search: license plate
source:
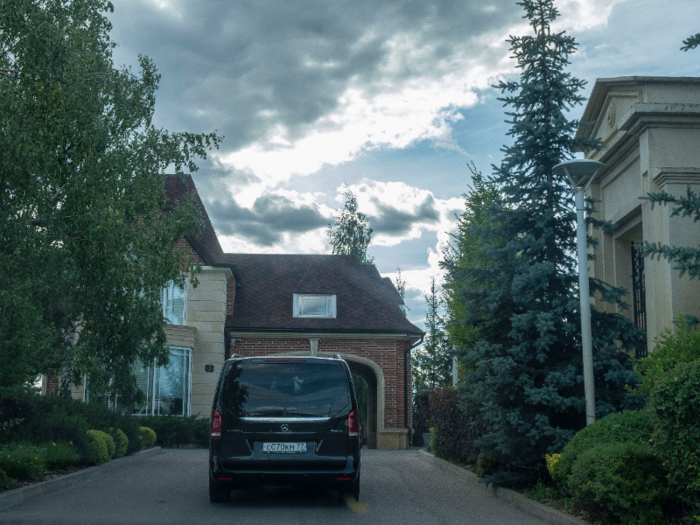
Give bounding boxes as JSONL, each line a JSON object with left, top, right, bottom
{"left": 262, "top": 442, "right": 307, "bottom": 453}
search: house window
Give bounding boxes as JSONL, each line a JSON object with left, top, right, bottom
{"left": 293, "top": 294, "right": 337, "bottom": 318}
{"left": 132, "top": 347, "right": 192, "bottom": 416}
{"left": 162, "top": 280, "right": 187, "bottom": 325}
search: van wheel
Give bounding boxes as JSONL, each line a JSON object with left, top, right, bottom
{"left": 209, "top": 478, "right": 230, "bottom": 503}
{"left": 339, "top": 474, "right": 360, "bottom": 502}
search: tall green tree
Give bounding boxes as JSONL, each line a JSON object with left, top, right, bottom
{"left": 412, "top": 279, "right": 452, "bottom": 391}
{"left": 327, "top": 187, "right": 374, "bottom": 265}
{"left": 394, "top": 266, "right": 409, "bottom": 316}
{"left": 0, "top": 0, "right": 220, "bottom": 399}
{"left": 442, "top": 163, "right": 501, "bottom": 351}
{"left": 451, "top": 0, "right": 643, "bottom": 487}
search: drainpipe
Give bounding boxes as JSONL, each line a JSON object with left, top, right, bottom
{"left": 404, "top": 334, "right": 424, "bottom": 447}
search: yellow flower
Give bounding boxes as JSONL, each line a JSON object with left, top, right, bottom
{"left": 34, "top": 457, "right": 37, "bottom": 460}
{"left": 52, "top": 443, "right": 56, "bottom": 446}
{"left": 70, "top": 442, "right": 73, "bottom": 445}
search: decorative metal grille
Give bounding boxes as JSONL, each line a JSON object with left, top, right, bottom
{"left": 631, "top": 242, "right": 648, "bottom": 358}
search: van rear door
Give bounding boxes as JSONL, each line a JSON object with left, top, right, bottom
{"left": 216, "top": 358, "right": 354, "bottom": 469}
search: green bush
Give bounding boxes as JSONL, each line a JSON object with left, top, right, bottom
{"left": 140, "top": 426, "right": 157, "bottom": 447}
{"left": 650, "top": 360, "right": 700, "bottom": 504}
{"left": 633, "top": 315, "right": 700, "bottom": 397}
{"left": 0, "top": 444, "right": 46, "bottom": 480}
{"left": 0, "top": 467, "right": 11, "bottom": 489}
{"left": 556, "top": 409, "right": 655, "bottom": 486}
{"left": 476, "top": 450, "right": 504, "bottom": 479}
{"left": 85, "top": 430, "right": 112, "bottom": 466}
{"left": 0, "top": 387, "right": 144, "bottom": 455}
{"left": 138, "top": 416, "right": 208, "bottom": 447}
{"left": 427, "top": 388, "right": 485, "bottom": 464}
{"left": 108, "top": 428, "right": 128, "bottom": 458}
{"left": 42, "top": 441, "right": 81, "bottom": 470}
{"left": 569, "top": 442, "right": 670, "bottom": 525}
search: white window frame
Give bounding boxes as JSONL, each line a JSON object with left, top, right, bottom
{"left": 162, "top": 279, "right": 188, "bottom": 325}
{"left": 293, "top": 293, "right": 337, "bottom": 318}
{"left": 133, "top": 347, "right": 193, "bottom": 417}
{"left": 83, "top": 347, "right": 193, "bottom": 417}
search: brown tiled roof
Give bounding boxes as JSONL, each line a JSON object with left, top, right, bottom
{"left": 164, "top": 175, "right": 224, "bottom": 266}
{"left": 222, "top": 253, "right": 423, "bottom": 336}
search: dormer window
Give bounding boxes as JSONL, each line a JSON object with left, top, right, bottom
{"left": 293, "top": 294, "right": 336, "bottom": 318}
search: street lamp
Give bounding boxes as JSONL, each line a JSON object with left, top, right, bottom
{"left": 553, "top": 159, "right": 605, "bottom": 426}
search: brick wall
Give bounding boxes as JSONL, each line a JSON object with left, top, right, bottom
{"left": 175, "top": 237, "right": 204, "bottom": 271}
{"left": 233, "top": 337, "right": 413, "bottom": 429}
{"left": 226, "top": 276, "right": 236, "bottom": 316}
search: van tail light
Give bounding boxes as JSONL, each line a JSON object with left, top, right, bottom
{"left": 211, "top": 409, "right": 222, "bottom": 439}
{"left": 348, "top": 409, "right": 359, "bottom": 438}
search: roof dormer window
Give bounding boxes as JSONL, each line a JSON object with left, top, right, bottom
{"left": 293, "top": 294, "right": 336, "bottom": 318}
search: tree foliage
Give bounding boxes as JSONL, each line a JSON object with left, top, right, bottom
{"left": 327, "top": 187, "right": 374, "bottom": 265}
{"left": 446, "top": 0, "right": 643, "bottom": 487}
{"left": 640, "top": 188, "right": 700, "bottom": 326}
{"left": 442, "top": 163, "right": 501, "bottom": 351}
{"left": 412, "top": 279, "right": 452, "bottom": 391}
{"left": 394, "top": 266, "right": 409, "bottom": 316}
{"left": 681, "top": 33, "right": 700, "bottom": 52}
{"left": 0, "top": 0, "right": 220, "bottom": 399}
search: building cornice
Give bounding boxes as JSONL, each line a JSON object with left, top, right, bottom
{"left": 652, "top": 167, "right": 700, "bottom": 188}
{"left": 228, "top": 330, "right": 421, "bottom": 341}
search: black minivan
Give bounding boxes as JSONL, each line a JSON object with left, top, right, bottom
{"left": 208, "top": 355, "right": 361, "bottom": 503}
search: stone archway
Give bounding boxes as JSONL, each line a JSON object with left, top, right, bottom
{"left": 265, "top": 349, "right": 386, "bottom": 449}
{"left": 340, "top": 354, "right": 384, "bottom": 450}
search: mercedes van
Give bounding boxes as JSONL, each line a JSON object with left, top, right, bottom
{"left": 208, "top": 355, "right": 361, "bottom": 502}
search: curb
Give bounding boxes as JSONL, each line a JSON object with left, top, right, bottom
{"left": 418, "top": 450, "right": 588, "bottom": 525}
{"left": 0, "top": 447, "right": 164, "bottom": 512}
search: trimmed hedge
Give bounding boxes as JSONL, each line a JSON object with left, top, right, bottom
{"left": 569, "top": 442, "right": 670, "bottom": 525}
{"left": 412, "top": 390, "right": 432, "bottom": 447}
{"left": 85, "top": 430, "right": 114, "bottom": 465}
{"left": 108, "top": 428, "right": 129, "bottom": 458}
{"left": 428, "top": 388, "right": 485, "bottom": 464}
{"left": 138, "top": 416, "right": 208, "bottom": 447}
{"left": 555, "top": 409, "right": 655, "bottom": 486}
{"left": 0, "top": 386, "right": 142, "bottom": 457}
{"left": 140, "top": 426, "right": 157, "bottom": 447}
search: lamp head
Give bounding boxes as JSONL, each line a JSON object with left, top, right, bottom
{"left": 553, "top": 159, "right": 605, "bottom": 189}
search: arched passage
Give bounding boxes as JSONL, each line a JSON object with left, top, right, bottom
{"left": 266, "top": 349, "right": 386, "bottom": 449}
{"left": 343, "top": 357, "right": 383, "bottom": 449}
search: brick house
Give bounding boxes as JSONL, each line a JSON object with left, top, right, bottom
{"left": 222, "top": 253, "right": 424, "bottom": 450}
{"left": 57, "top": 175, "right": 423, "bottom": 450}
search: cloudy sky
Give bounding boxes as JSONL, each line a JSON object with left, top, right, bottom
{"left": 108, "top": 0, "right": 700, "bottom": 328}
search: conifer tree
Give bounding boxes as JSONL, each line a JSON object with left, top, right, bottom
{"left": 327, "top": 187, "right": 374, "bottom": 265}
{"left": 412, "top": 279, "right": 452, "bottom": 390}
{"left": 452, "top": 0, "right": 643, "bottom": 487}
{"left": 394, "top": 266, "right": 409, "bottom": 316}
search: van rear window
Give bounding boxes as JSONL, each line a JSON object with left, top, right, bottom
{"left": 220, "top": 361, "right": 351, "bottom": 418}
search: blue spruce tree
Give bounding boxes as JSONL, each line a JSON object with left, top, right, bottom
{"left": 450, "top": 0, "right": 644, "bottom": 487}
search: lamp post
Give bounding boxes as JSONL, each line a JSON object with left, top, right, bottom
{"left": 553, "top": 159, "right": 604, "bottom": 426}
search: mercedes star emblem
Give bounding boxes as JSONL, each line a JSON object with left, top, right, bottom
{"left": 281, "top": 424, "right": 289, "bottom": 432}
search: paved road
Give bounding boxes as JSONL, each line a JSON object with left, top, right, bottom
{"left": 1, "top": 448, "right": 548, "bottom": 524}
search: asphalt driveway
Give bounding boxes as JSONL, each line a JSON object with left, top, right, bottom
{"left": 1, "top": 448, "right": 550, "bottom": 524}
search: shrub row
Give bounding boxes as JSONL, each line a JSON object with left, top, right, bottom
{"left": 545, "top": 319, "right": 700, "bottom": 524}
{"left": 425, "top": 388, "right": 486, "bottom": 465}
{"left": 138, "top": 415, "right": 208, "bottom": 448}
{"left": 0, "top": 386, "right": 160, "bottom": 487}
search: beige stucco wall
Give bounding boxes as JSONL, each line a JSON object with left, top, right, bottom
{"left": 163, "top": 266, "right": 232, "bottom": 417}
{"left": 582, "top": 77, "right": 700, "bottom": 352}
